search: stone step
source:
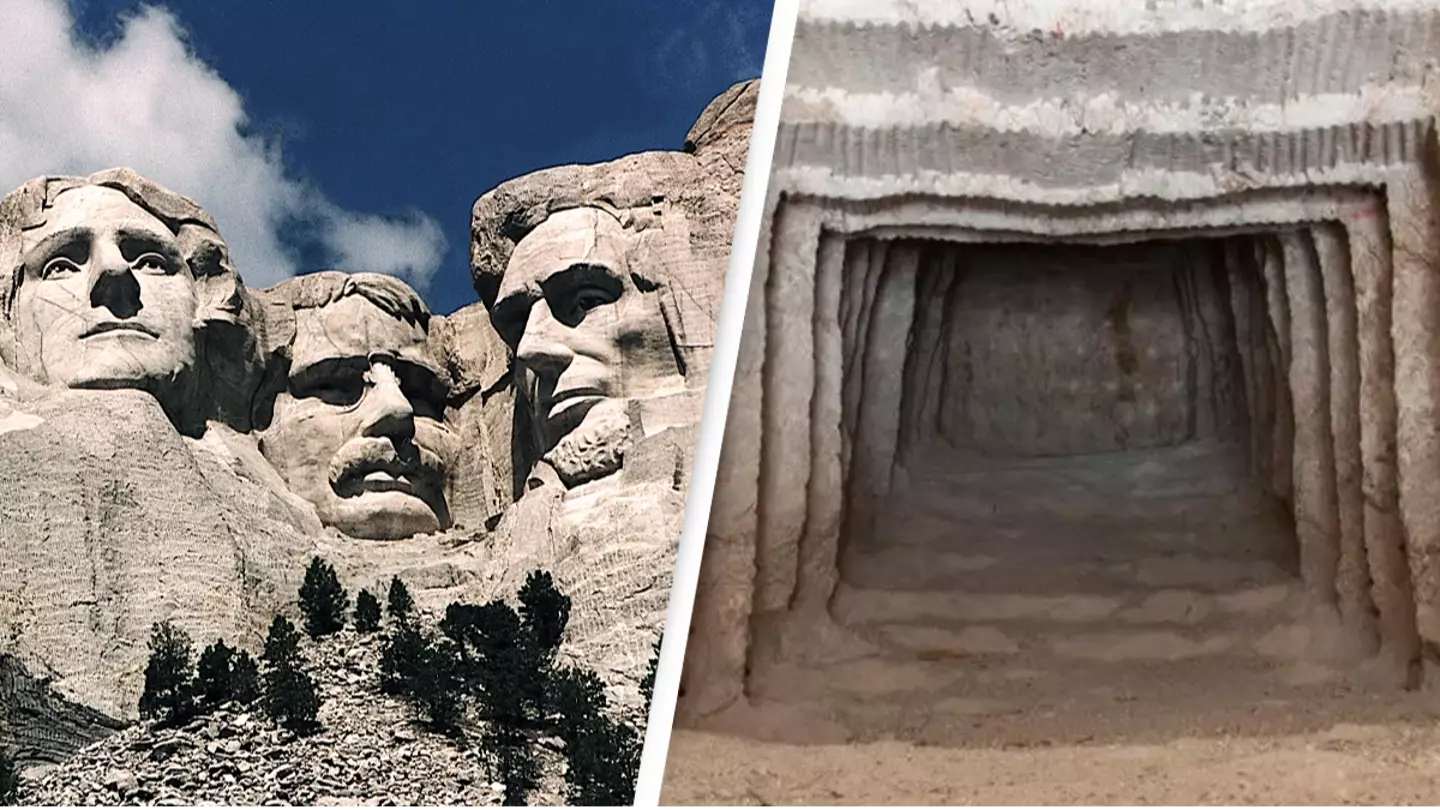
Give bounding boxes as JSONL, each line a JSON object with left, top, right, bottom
{"left": 833, "top": 580, "right": 1302, "bottom": 634}
{"left": 805, "top": 654, "right": 1365, "bottom": 749}
{"left": 900, "top": 438, "right": 1253, "bottom": 495}
{"left": 839, "top": 545, "right": 1298, "bottom": 593}
{"left": 877, "top": 441, "right": 1294, "bottom": 554}
{"left": 858, "top": 618, "right": 1318, "bottom": 663}
{"left": 753, "top": 644, "right": 1361, "bottom": 749}
{"left": 871, "top": 488, "right": 1293, "bottom": 551}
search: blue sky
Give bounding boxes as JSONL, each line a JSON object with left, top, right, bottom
{"left": 4, "top": 0, "right": 772, "bottom": 315}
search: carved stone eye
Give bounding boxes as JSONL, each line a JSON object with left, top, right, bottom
{"left": 131, "top": 253, "right": 169, "bottom": 275}
{"left": 571, "top": 285, "right": 616, "bottom": 315}
{"left": 40, "top": 257, "right": 82, "bottom": 280}
{"left": 296, "top": 374, "right": 365, "bottom": 407}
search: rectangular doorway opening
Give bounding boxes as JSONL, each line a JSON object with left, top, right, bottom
{"left": 820, "top": 234, "right": 1335, "bottom": 747}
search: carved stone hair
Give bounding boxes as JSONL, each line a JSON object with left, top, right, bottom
{"left": 284, "top": 269, "right": 429, "bottom": 327}
{"left": 249, "top": 269, "right": 435, "bottom": 430}
{"left": 468, "top": 155, "right": 692, "bottom": 310}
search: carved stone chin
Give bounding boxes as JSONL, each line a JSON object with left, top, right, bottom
{"left": 542, "top": 396, "right": 636, "bottom": 488}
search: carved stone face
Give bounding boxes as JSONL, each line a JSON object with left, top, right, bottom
{"left": 12, "top": 186, "right": 197, "bottom": 398}
{"left": 260, "top": 293, "right": 455, "bottom": 540}
{"left": 491, "top": 207, "right": 680, "bottom": 486}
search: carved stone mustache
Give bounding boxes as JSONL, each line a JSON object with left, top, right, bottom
{"left": 327, "top": 436, "right": 445, "bottom": 496}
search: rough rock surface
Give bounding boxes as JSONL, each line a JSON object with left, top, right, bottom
{"left": 0, "top": 375, "right": 316, "bottom": 734}
{"left": 22, "top": 628, "right": 581, "bottom": 806}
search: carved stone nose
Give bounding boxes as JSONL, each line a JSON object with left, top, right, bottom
{"left": 360, "top": 364, "right": 415, "bottom": 441}
{"left": 88, "top": 258, "right": 141, "bottom": 319}
{"left": 515, "top": 301, "right": 573, "bottom": 378}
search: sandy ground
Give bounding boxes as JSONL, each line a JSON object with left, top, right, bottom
{"left": 662, "top": 444, "right": 1440, "bottom": 805}
{"left": 660, "top": 722, "right": 1440, "bottom": 805}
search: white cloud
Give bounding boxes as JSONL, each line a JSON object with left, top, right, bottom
{"left": 0, "top": 0, "right": 448, "bottom": 291}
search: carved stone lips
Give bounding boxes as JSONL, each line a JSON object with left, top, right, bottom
{"left": 82, "top": 321, "right": 159, "bottom": 339}
{"left": 342, "top": 457, "right": 428, "bottom": 497}
{"left": 358, "top": 469, "right": 415, "bottom": 494}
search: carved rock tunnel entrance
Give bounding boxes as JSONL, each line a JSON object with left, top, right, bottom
{"left": 837, "top": 235, "right": 1302, "bottom": 636}
{"left": 681, "top": 187, "right": 1440, "bottom": 748}
{"left": 817, "top": 232, "right": 1361, "bottom": 746}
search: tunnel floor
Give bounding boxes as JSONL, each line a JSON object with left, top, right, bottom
{"left": 741, "top": 441, "right": 1440, "bottom": 753}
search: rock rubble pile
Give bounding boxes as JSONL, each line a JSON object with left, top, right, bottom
{"left": 24, "top": 628, "right": 568, "bottom": 806}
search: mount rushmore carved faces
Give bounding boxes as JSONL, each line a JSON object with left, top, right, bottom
{"left": 490, "top": 205, "right": 682, "bottom": 488}
{"left": 257, "top": 272, "right": 457, "bottom": 540}
{"left": 0, "top": 172, "right": 245, "bottom": 432}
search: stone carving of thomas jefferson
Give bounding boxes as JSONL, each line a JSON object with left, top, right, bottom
{"left": 252, "top": 271, "right": 457, "bottom": 541}
{"left": 0, "top": 168, "right": 257, "bottom": 435}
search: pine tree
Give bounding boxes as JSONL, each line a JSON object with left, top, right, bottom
{"left": 387, "top": 576, "right": 414, "bottom": 622}
{"left": 138, "top": 620, "right": 195, "bottom": 724}
{"left": 265, "top": 665, "right": 321, "bottom": 732}
{"left": 298, "top": 557, "right": 349, "bottom": 638}
{"left": 550, "top": 665, "right": 640, "bottom": 806}
{"left": 378, "top": 617, "right": 463, "bottom": 731}
{"left": 516, "top": 571, "right": 570, "bottom": 721}
{"left": 261, "top": 615, "right": 321, "bottom": 732}
{"left": 640, "top": 634, "right": 662, "bottom": 707}
{"left": 379, "top": 620, "right": 428, "bottom": 695}
{"left": 194, "top": 639, "right": 235, "bottom": 706}
{"left": 444, "top": 599, "right": 540, "bottom": 804}
{"left": 354, "top": 589, "right": 382, "bottom": 633}
{"left": 231, "top": 651, "right": 261, "bottom": 705}
{"left": 263, "top": 615, "right": 301, "bottom": 665}
{"left": 518, "top": 570, "right": 571, "bottom": 658}
{"left": 565, "top": 717, "right": 641, "bottom": 806}
{"left": 413, "top": 637, "right": 464, "bottom": 732}
{"left": 439, "top": 602, "right": 475, "bottom": 659}
{"left": 549, "top": 665, "right": 607, "bottom": 742}
{"left": 0, "top": 747, "right": 18, "bottom": 806}
{"left": 496, "top": 739, "right": 540, "bottom": 807}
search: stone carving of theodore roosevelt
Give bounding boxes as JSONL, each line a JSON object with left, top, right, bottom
{"left": 253, "top": 271, "right": 457, "bottom": 541}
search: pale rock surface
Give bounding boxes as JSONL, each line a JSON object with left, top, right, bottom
{"left": 0, "top": 382, "right": 317, "bottom": 733}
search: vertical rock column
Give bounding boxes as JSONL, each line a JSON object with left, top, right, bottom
{"left": 754, "top": 202, "right": 823, "bottom": 616}
{"left": 1279, "top": 229, "right": 1341, "bottom": 611}
{"left": 1176, "top": 253, "right": 1217, "bottom": 439}
{"left": 680, "top": 190, "right": 779, "bottom": 720}
{"left": 897, "top": 247, "right": 959, "bottom": 458}
{"left": 1348, "top": 202, "right": 1420, "bottom": 683}
{"left": 1312, "top": 222, "right": 1377, "bottom": 651}
{"left": 1387, "top": 164, "right": 1440, "bottom": 648}
{"left": 840, "top": 241, "right": 887, "bottom": 478}
{"left": 793, "top": 233, "right": 849, "bottom": 612}
{"left": 1188, "top": 248, "right": 1244, "bottom": 440}
{"left": 1259, "top": 237, "right": 1295, "bottom": 503}
{"left": 1224, "top": 239, "right": 1271, "bottom": 483}
{"left": 844, "top": 244, "right": 920, "bottom": 548}
{"left": 934, "top": 264, "right": 971, "bottom": 449}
